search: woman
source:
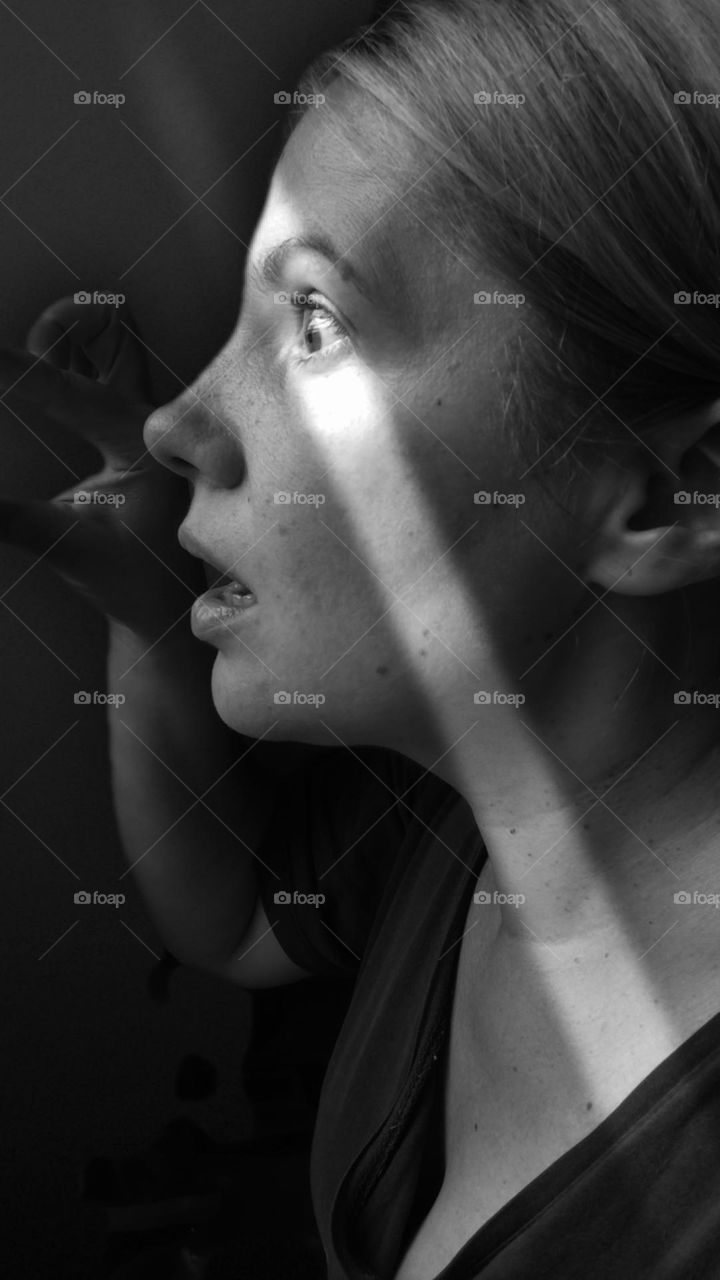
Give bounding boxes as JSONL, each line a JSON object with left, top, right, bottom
{"left": 2, "top": 0, "right": 720, "bottom": 1275}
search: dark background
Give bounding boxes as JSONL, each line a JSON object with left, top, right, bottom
{"left": 0, "top": 2, "right": 378, "bottom": 1275}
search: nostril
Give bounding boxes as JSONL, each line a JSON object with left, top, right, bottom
{"left": 142, "top": 397, "right": 245, "bottom": 490}
{"left": 148, "top": 451, "right": 194, "bottom": 479}
{"left": 142, "top": 409, "right": 192, "bottom": 477}
{"left": 169, "top": 455, "right": 194, "bottom": 476}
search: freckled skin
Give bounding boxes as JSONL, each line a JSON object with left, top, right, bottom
{"left": 144, "top": 104, "right": 578, "bottom": 761}
{"left": 143, "top": 79, "right": 720, "bottom": 994}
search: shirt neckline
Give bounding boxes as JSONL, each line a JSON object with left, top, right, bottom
{"left": 419, "top": 919, "right": 720, "bottom": 1275}
{"left": 334, "top": 814, "right": 720, "bottom": 1279}
{"left": 331, "top": 815, "right": 487, "bottom": 1274}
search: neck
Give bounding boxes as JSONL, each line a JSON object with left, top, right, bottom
{"left": 422, "top": 604, "right": 720, "bottom": 972}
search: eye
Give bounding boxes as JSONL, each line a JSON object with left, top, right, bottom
{"left": 291, "top": 292, "right": 351, "bottom": 363}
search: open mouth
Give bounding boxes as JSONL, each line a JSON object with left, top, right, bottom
{"left": 202, "top": 561, "right": 255, "bottom": 602}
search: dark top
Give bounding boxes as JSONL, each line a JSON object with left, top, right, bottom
{"left": 256, "top": 745, "right": 720, "bottom": 1279}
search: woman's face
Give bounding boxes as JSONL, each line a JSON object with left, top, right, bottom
{"left": 144, "top": 85, "right": 587, "bottom": 764}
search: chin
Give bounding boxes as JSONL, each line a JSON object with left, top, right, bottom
{"left": 209, "top": 659, "right": 331, "bottom": 745}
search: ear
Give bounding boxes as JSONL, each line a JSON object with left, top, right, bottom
{"left": 585, "top": 397, "right": 720, "bottom": 596}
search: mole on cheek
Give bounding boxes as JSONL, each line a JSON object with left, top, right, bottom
{"left": 375, "top": 665, "right": 389, "bottom": 676}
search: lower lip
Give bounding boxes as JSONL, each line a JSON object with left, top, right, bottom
{"left": 191, "top": 587, "right": 258, "bottom": 638}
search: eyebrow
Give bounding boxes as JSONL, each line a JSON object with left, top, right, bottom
{"left": 250, "top": 234, "right": 380, "bottom": 304}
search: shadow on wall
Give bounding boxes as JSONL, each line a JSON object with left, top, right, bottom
{"left": 0, "top": 2, "right": 374, "bottom": 1276}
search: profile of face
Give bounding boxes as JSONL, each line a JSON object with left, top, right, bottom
{"left": 142, "top": 81, "right": 685, "bottom": 776}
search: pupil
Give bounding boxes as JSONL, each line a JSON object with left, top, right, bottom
{"left": 306, "top": 315, "right": 321, "bottom": 354}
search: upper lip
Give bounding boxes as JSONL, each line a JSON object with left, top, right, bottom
{"left": 178, "top": 526, "right": 252, "bottom": 591}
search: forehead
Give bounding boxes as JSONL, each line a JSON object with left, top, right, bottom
{"left": 250, "top": 83, "right": 515, "bottom": 369}
{"left": 259, "top": 86, "right": 462, "bottom": 325}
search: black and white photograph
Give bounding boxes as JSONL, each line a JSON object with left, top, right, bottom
{"left": 2, "top": 1, "right": 720, "bottom": 1276}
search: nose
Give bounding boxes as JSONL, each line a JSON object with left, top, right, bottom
{"left": 143, "top": 361, "right": 245, "bottom": 488}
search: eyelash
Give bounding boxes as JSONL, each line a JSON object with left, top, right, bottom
{"left": 290, "top": 293, "right": 351, "bottom": 364}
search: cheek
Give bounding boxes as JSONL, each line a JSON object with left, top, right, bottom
{"left": 255, "top": 373, "right": 566, "bottom": 663}
{"left": 258, "top": 411, "right": 503, "bottom": 669}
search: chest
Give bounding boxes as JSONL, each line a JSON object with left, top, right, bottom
{"left": 392, "top": 1037, "right": 596, "bottom": 1280}
{"left": 392, "top": 989, "right": 594, "bottom": 1280}
{"left": 392, "top": 923, "right": 709, "bottom": 1280}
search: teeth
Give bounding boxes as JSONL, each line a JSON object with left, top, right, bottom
{"left": 220, "top": 582, "right": 256, "bottom": 607}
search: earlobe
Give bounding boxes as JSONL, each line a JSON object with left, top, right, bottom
{"left": 586, "top": 520, "right": 717, "bottom": 596}
{"left": 584, "top": 477, "right": 693, "bottom": 596}
{"left": 584, "top": 403, "right": 720, "bottom": 596}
